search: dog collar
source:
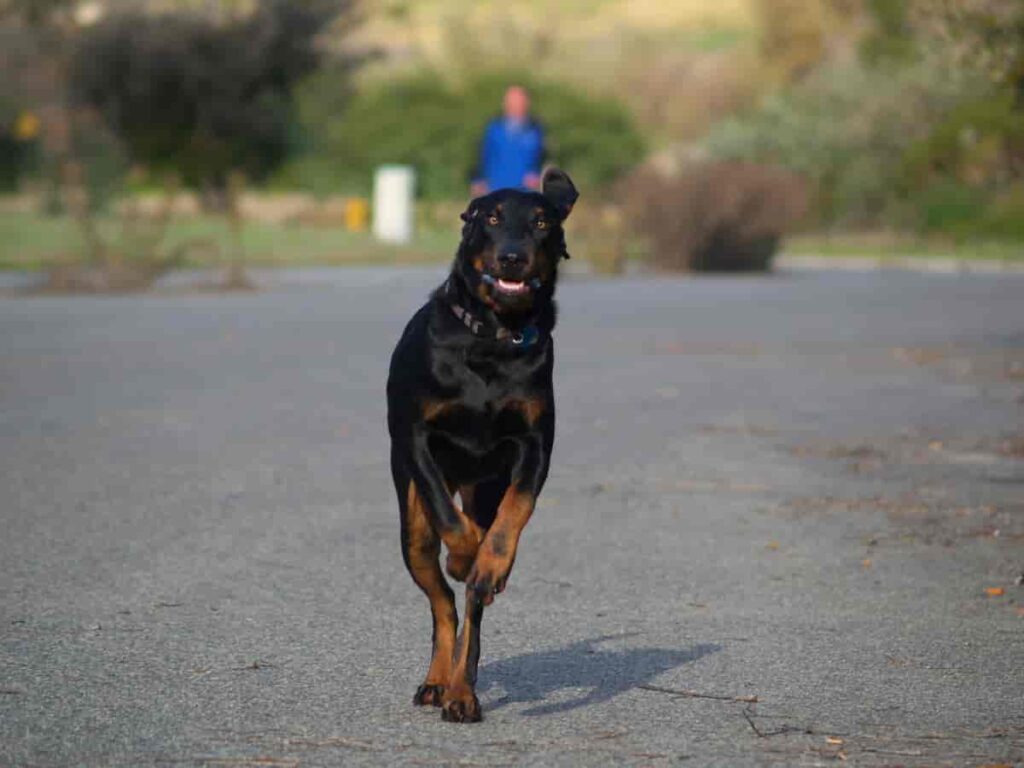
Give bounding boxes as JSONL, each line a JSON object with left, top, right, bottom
{"left": 449, "top": 303, "right": 540, "bottom": 348}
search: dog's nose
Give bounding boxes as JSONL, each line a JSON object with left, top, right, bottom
{"left": 498, "top": 251, "right": 525, "bottom": 268}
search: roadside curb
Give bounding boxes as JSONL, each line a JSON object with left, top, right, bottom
{"left": 777, "top": 253, "right": 1024, "bottom": 274}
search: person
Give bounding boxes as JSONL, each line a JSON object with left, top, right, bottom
{"left": 470, "top": 86, "right": 546, "bottom": 196}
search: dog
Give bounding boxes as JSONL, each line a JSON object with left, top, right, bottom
{"left": 387, "top": 168, "right": 579, "bottom": 723}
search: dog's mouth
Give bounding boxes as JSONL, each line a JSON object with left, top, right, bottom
{"left": 494, "top": 278, "right": 529, "bottom": 295}
{"left": 482, "top": 273, "right": 540, "bottom": 297}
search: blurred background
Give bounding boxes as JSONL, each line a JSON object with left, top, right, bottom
{"left": 0, "top": 0, "right": 1021, "bottom": 290}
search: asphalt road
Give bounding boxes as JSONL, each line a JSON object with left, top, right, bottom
{"left": 1, "top": 267, "right": 1022, "bottom": 767}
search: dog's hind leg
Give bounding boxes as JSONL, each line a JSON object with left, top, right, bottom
{"left": 395, "top": 451, "right": 458, "bottom": 707}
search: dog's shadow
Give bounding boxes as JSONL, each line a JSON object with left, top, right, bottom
{"left": 477, "top": 634, "right": 720, "bottom": 717}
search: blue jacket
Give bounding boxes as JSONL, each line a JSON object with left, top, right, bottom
{"left": 472, "top": 116, "right": 546, "bottom": 192}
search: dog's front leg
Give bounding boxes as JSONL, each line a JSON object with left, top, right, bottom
{"left": 442, "top": 436, "right": 547, "bottom": 723}
{"left": 406, "top": 429, "right": 483, "bottom": 563}
{"left": 466, "top": 434, "right": 547, "bottom": 606}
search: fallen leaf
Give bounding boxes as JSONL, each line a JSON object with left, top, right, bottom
{"left": 765, "top": 541, "right": 780, "bottom": 551}
{"left": 861, "top": 558, "right": 872, "bottom": 569}
{"left": 825, "top": 736, "right": 845, "bottom": 745}
{"left": 984, "top": 587, "right": 1004, "bottom": 597}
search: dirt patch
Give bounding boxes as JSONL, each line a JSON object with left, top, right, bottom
{"left": 784, "top": 495, "right": 930, "bottom": 519}
{"left": 789, "top": 442, "right": 888, "bottom": 461}
{"left": 38, "top": 262, "right": 176, "bottom": 294}
{"left": 995, "top": 435, "right": 1024, "bottom": 458}
{"left": 892, "top": 345, "right": 1024, "bottom": 384}
{"left": 651, "top": 341, "right": 762, "bottom": 356}
{"left": 699, "top": 423, "right": 779, "bottom": 437}
{"left": 782, "top": 495, "right": 1024, "bottom": 543}
{"left": 789, "top": 433, "right": 1024, "bottom": 474}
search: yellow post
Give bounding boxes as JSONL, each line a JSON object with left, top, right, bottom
{"left": 344, "top": 197, "right": 370, "bottom": 233}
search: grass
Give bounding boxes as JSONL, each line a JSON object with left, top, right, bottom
{"left": 0, "top": 212, "right": 455, "bottom": 271}
{"left": 786, "top": 233, "right": 1024, "bottom": 262}
{"left": 3, "top": 212, "right": 1022, "bottom": 273}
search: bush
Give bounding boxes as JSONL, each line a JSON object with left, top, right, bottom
{"left": 703, "top": 55, "right": 992, "bottom": 228}
{"left": 275, "top": 69, "right": 646, "bottom": 200}
{"left": 915, "top": 181, "right": 990, "bottom": 235}
{"left": 619, "top": 161, "right": 808, "bottom": 272}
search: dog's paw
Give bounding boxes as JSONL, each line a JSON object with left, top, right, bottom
{"left": 413, "top": 683, "right": 444, "bottom": 707}
{"left": 466, "top": 556, "right": 509, "bottom": 606}
{"left": 441, "top": 687, "right": 482, "bottom": 723}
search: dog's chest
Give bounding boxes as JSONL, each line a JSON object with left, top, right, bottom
{"left": 424, "top": 355, "right": 543, "bottom": 440}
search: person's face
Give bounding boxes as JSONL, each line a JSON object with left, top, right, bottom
{"left": 503, "top": 87, "right": 529, "bottom": 121}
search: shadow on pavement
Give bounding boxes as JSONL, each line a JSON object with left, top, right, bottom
{"left": 478, "top": 635, "right": 720, "bottom": 716}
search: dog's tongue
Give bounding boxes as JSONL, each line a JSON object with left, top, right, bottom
{"left": 496, "top": 279, "right": 527, "bottom": 294}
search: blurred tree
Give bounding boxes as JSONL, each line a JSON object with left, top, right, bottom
{"left": 69, "top": 0, "right": 354, "bottom": 197}
{"left": 0, "top": 0, "right": 75, "bottom": 26}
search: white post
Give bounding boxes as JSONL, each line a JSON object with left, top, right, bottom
{"left": 372, "top": 165, "right": 415, "bottom": 244}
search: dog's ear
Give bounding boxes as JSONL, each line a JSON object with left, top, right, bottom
{"left": 460, "top": 199, "right": 480, "bottom": 223}
{"left": 542, "top": 167, "right": 579, "bottom": 220}
{"left": 459, "top": 198, "right": 483, "bottom": 243}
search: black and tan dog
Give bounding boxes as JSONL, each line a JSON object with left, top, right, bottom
{"left": 387, "top": 168, "right": 579, "bottom": 723}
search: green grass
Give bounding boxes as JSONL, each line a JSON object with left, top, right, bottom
{"left": 0, "top": 212, "right": 455, "bottom": 270}
{"left": 3, "top": 212, "right": 1022, "bottom": 272}
{"left": 786, "top": 233, "right": 1024, "bottom": 262}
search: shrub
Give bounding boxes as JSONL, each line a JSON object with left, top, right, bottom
{"left": 276, "top": 69, "right": 646, "bottom": 200}
{"left": 703, "top": 55, "right": 992, "bottom": 228}
{"left": 973, "top": 184, "right": 1024, "bottom": 240}
{"left": 619, "top": 161, "right": 808, "bottom": 272}
{"left": 915, "top": 181, "right": 990, "bottom": 235}
{"left": 886, "top": 87, "right": 1024, "bottom": 238}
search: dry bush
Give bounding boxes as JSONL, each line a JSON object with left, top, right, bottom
{"left": 619, "top": 162, "right": 808, "bottom": 272}
{"left": 39, "top": 171, "right": 200, "bottom": 294}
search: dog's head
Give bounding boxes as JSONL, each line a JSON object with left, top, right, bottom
{"left": 455, "top": 168, "right": 578, "bottom": 316}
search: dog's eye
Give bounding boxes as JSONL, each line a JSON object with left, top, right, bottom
{"left": 487, "top": 214, "right": 499, "bottom": 226}
{"left": 535, "top": 220, "right": 548, "bottom": 230}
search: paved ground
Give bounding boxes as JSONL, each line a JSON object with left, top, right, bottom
{"left": 1, "top": 267, "right": 1022, "bottom": 767}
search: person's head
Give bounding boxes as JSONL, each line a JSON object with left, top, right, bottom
{"left": 503, "top": 85, "right": 530, "bottom": 122}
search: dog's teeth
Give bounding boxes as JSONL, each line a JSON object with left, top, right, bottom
{"left": 497, "top": 279, "right": 527, "bottom": 293}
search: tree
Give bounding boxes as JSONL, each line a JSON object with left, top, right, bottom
{"left": 69, "top": 0, "right": 352, "bottom": 195}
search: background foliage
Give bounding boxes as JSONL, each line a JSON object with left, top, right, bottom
{"left": 275, "top": 69, "right": 646, "bottom": 200}
{"left": 2, "top": 0, "right": 1024, "bottom": 278}
{"left": 702, "top": 0, "right": 1024, "bottom": 240}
